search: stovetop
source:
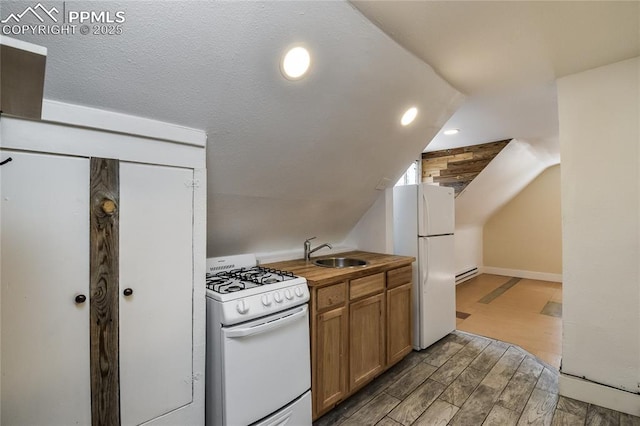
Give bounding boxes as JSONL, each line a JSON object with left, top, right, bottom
{"left": 206, "top": 266, "right": 297, "bottom": 294}
{"left": 205, "top": 254, "right": 309, "bottom": 307}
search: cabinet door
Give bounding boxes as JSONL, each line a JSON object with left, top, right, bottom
{"left": 119, "top": 162, "right": 194, "bottom": 426}
{"left": 1, "top": 150, "right": 91, "bottom": 425}
{"left": 387, "top": 283, "right": 413, "bottom": 366}
{"left": 349, "top": 293, "right": 385, "bottom": 391}
{"left": 315, "top": 306, "right": 348, "bottom": 415}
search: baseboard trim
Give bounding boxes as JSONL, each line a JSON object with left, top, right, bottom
{"left": 559, "top": 373, "right": 640, "bottom": 417}
{"left": 481, "top": 266, "right": 562, "bottom": 283}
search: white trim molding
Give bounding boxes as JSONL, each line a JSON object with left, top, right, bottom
{"left": 1, "top": 116, "right": 205, "bottom": 169}
{"left": 41, "top": 100, "right": 206, "bottom": 147}
{"left": 0, "top": 35, "right": 47, "bottom": 56}
{"left": 559, "top": 374, "right": 640, "bottom": 417}
{"left": 481, "top": 266, "right": 562, "bottom": 283}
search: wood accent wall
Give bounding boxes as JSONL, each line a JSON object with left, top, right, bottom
{"left": 90, "top": 158, "right": 121, "bottom": 426}
{"left": 422, "top": 140, "right": 510, "bottom": 196}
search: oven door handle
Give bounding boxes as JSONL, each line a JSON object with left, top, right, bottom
{"left": 225, "top": 305, "right": 308, "bottom": 338}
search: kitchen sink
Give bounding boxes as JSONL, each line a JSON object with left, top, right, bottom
{"left": 313, "top": 257, "right": 369, "bottom": 268}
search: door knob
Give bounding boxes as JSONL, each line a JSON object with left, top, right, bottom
{"left": 123, "top": 288, "right": 133, "bottom": 296}
{"left": 75, "top": 294, "right": 87, "bottom": 304}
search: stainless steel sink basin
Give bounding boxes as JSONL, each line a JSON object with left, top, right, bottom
{"left": 313, "top": 257, "right": 369, "bottom": 268}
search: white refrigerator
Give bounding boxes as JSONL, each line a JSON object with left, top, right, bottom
{"left": 393, "top": 184, "right": 456, "bottom": 350}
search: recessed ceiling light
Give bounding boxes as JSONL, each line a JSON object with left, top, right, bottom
{"left": 281, "top": 46, "right": 310, "bottom": 80}
{"left": 443, "top": 129, "right": 459, "bottom": 135}
{"left": 401, "top": 107, "right": 418, "bottom": 126}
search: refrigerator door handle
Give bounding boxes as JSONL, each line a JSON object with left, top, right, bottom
{"left": 419, "top": 237, "right": 429, "bottom": 288}
{"left": 418, "top": 185, "right": 427, "bottom": 236}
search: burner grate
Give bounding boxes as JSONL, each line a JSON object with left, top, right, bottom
{"left": 206, "top": 266, "right": 296, "bottom": 294}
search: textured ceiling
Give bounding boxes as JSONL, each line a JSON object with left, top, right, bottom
{"left": 7, "top": 1, "right": 636, "bottom": 255}
{"left": 3, "top": 1, "right": 462, "bottom": 256}
{"left": 349, "top": 0, "right": 637, "bottom": 232}
{"left": 351, "top": 0, "right": 640, "bottom": 152}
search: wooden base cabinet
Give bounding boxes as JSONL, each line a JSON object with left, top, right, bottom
{"left": 387, "top": 283, "right": 413, "bottom": 365}
{"left": 309, "top": 264, "right": 413, "bottom": 420}
{"left": 316, "top": 306, "right": 348, "bottom": 413}
{"left": 386, "top": 265, "right": 413, "bottom": 366}
{"left": 349, "top": 293, "right": 385, "bottom": 391}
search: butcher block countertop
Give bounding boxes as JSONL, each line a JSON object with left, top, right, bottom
{"left": 263, "top": 251, "right": 415, "bottom": 287}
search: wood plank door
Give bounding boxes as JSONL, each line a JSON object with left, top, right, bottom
{"left": 315, "top": 306, "right": 348, "bottom": 415}
{"left": 0, "top": 150, "right": 91, "bottom": 425}
{"left": 119, "top": 162, "right": 194, "bottom": 425}
{"left": 387, "top": 283, "right": 413, "bottom": 365}
{"left": 349, "top": 293, "right": 385, "bottom": 392}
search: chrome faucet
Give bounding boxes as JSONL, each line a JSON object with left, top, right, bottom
{"left": 304, "top": 237, "right": 333, "bottom": 261}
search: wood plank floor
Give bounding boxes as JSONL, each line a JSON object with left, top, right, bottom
{"left": 314, "top": 331, "right": 640, "bottom": 426}
{"left": 456, "top": 274, "right": 562, "bottom": 368}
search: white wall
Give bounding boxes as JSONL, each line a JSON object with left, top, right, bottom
{"left": 454, "top": 225, "right": 483, "bottom": 277}
{"left": 255, "top": 188, "right": 394, "bottom": 263}
{"left": 345, "top": 187, "right": 483, "bottom": 280}
{"left": 483, "top": 165, "right": 562, "bottom": 276}
{"left": 558, "top": 57, "right": 640, "bottom": 414}
{"left": 455, "top": 137, "right": 560, "bottom": 228}
{"left": 343, "top": 188, "right": 394, "bottom": 254}
{"left": 451, "top": 137, "right": 559, "bottom": 283}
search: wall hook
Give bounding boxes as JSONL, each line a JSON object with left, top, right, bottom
{"left": 0, "top": 157, "right": 13, "bottom": 166}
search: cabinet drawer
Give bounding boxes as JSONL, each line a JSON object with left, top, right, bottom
{"left": 349, "top": 273, "right": 385, "bottom": 300}
{"left": 387, "top": 265, "right": 412, "bottom": 289}
{"left": 317, "top": 282, "right": 347, "bottom": 311}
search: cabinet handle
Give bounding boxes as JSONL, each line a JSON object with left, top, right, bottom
{"left": 123, "top": 288, "right": 133, "bottom": 296}
{"left": 0, "top": 157, "right": 12, "bottom": 166}
{"left": 75, "top": 294, "right": 87, "bottom": 304}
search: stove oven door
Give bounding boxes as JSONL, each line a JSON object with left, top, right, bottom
{"left": 221, "top": 304, "right": 311, "bottom": 425}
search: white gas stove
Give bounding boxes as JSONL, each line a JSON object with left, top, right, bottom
{"left": 205, "top": 253, "right": 309, "bottom": 325}
{"left": 205, "top": 254, "right": 312, "bottom": 426}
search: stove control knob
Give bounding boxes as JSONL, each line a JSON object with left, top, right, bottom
{"left": 285, "top": 289, "right": 293, "bottom": 300}
{"left": 236, "top": 300, "right": 249, "bottom": 315}
{"left": 261, "top": 295, "right": 272, "bottom": 307}
{"left": 295, "top": 287, "right": 304, "bottom": 297}
{"left": 274, "top": 292, "right": 283, "bottom": 303}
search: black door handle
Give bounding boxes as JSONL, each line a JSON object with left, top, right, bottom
{"left": 0, "top": 157, "right": 12, "bottom": 166}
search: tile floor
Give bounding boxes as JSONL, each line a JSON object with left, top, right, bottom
{"left": 456, "top": 274, "right": 562, "bottom": 368}
{"left": 314, "top": 331, "right": 640, "bottom": 426}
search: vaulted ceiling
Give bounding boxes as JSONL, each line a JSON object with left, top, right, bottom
{"left": 351, "top": 1, "right": 639, "bottom": 231}
{"left": 422, "top": 140, "right": 510, "bottom": 195}
{"left": 352, "top": 0, "right": 639, "bottom": 152}
{"left": 2, "top": 1, "right": 462, "bottom": 256}
{"left": 3, "top": 1, "right": 639, "bottom": 256}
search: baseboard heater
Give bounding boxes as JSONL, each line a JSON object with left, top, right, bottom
{"left": 456, "top": 267, "right": 479, "bottom": 283}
